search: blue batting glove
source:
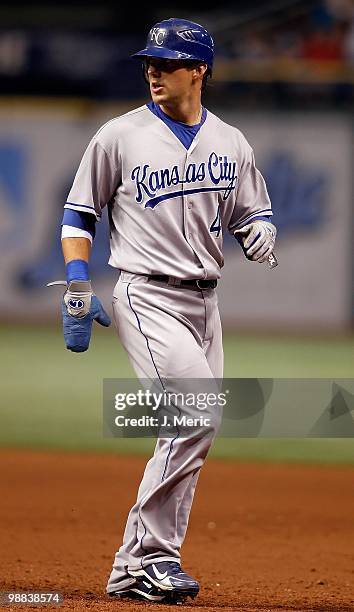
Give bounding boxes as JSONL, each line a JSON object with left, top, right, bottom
{"left": 62, "top": 280, "right": 111, "bottom": 352}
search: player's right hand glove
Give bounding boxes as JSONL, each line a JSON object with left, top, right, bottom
{"left": 61, "top": 280, "right": 111, "bottom": 352}
{"left": 234, "top": 220, "right": 277, "bottom": 263}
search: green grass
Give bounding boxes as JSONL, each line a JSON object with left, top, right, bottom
{"left": 223, "top": 333, "right": 354, "bottom": 378}
{"left": 0, "top": 325, "right": 353, "bottom": 463}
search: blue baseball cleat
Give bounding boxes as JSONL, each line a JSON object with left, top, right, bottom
{"left": 129, "top": 561, "right": 200, "bottom": 600}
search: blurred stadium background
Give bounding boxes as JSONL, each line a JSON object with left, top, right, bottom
{"left": 1, "top": 0, "right": 353, "bottom": 463}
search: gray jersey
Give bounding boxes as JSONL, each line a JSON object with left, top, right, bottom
{"left": 65, "top": 105, "right": 272, "bottom": 279}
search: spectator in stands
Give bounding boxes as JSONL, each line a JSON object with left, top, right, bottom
{"left": 301, "top": 23, "right": 345, "bottom": 62}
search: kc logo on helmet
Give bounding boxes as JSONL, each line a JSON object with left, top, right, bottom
{"left": 150, "top": 28, "right": 166, "bottom": 46}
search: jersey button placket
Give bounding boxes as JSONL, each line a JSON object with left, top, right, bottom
{"left": 183, "top": 148, "right": 206, "bottom": 277}
{"left": 182, "top": 153, "right": 191, "bottom": 245}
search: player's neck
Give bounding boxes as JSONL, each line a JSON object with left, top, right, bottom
{"left": 158, "top": 99, "right": 203, "bottom": 126}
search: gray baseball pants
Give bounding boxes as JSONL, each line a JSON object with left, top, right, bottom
{"left": 106, "top": 272, "right": 223, "bottom": 593}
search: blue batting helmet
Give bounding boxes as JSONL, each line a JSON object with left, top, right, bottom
{"left": 132, "top": 18, "right": 214, "bottom": 73}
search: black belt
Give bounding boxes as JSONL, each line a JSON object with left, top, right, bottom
{"left": 148, "top": 275, "right": 217, "bottom": 290}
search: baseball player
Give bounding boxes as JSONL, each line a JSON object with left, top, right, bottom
{"left": 57, "top": 18, "right": 276, "bottom": 604}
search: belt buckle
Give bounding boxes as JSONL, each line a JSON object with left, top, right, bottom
{"left": 196, "top": 279, "right": 208, "bottom": 289}
{"left": 196, "top": 279, "right": 217, "bottom": 290}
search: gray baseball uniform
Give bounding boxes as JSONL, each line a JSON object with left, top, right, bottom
{"left": 65, "top": 104, "right": 272, "bottom": 593}
{"left": 65, "top": 105, "right": 272, "bottom": 277}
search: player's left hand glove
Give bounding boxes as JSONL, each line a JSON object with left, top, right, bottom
{"left": 234, "top": 220, "right": 277, "bottom": 263}
{"left": 48, "top": 279, "right": 111, "bottom": 352}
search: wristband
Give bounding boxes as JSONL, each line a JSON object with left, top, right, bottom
{"left": 66, "top": 259, "right": 89, "bottom": 283}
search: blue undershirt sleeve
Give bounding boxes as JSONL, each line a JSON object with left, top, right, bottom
{"left": 62, "top": 209, "right": 96, "bottom": 238}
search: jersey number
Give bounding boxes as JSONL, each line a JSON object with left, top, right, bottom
{"left": 210, "top": 206, "right": 221, "bottom": 237}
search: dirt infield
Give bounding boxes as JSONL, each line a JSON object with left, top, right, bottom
{"left": 1, "top": 450, "right": 354, "bottom": 612}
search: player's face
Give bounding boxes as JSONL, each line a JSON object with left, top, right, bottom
{"left": 145, "top": 58, "right": 204, "bottom": 105}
